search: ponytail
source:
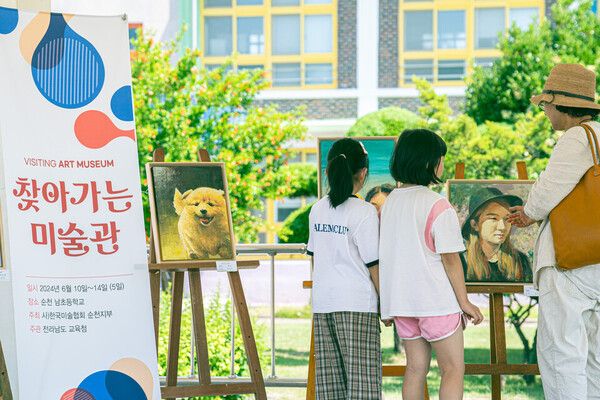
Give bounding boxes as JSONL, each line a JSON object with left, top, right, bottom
{"left": 325, "top": 138, "right": 369, "bottom": 208}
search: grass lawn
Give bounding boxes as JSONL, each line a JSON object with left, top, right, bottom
{"left": 264, "top": 317, "right": 543, "bottom": 400}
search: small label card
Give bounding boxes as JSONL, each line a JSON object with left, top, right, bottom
{"left": 0, "top": 270, "right": 9, "bottom": 281}
{"left": 216, "top": 261, "right": 238, "bottom": 272}
{"left": 523, "top": 285, "right": 539, "bottom": 297}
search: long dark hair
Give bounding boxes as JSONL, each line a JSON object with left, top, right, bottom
{"left": 326, "top": 138, "right": 369, "bottom": 208}
{"left": 389, "top": 129, "right": 447, "bottom": 186}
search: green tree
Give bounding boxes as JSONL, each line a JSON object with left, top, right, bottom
{"left": 131, "top": 31, "right": 307, "bottom": 242}
{"left": 346, "top": 106, "right": 419, "bottom": 137}
{"left": 465, "top": 0, "right": 600, "bottom": 124}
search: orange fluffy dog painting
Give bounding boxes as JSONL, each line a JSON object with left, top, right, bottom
{"left": 173, "top": 187, "right": 233, "bottom": 259}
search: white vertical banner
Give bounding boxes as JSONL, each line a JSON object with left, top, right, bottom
{"left": 0, "top": 7, "right": 161, "bottom": 400}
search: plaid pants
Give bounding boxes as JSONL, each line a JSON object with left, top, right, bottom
{"left": 314, "top": 312, "right": 382, "bottom": 400}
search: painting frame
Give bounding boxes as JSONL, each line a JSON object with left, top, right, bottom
{"left": 447, "top": 179, "right": 537, "bottom": 286}
{"left": 146, "top": 162, "right": 236, "bottom": 264}
{"left": 317, "top": 136, "right": 398, "bottom": 200}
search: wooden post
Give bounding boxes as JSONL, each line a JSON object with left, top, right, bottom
{"left": 149, "top": 148, "right": 266, "bottom": 399}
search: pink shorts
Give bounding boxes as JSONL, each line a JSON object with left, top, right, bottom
{"left": 393, "top": 312, "right": 467, "bottom": 342}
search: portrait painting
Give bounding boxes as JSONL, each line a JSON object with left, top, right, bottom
{"left": 318, "top": 137, "right": 397, "bottom": 211}
{"left": 447, "top": 180, "right": 538, "bottom": 285}
{"left": 146, "top": 162, "right": 236, "bottom": 263}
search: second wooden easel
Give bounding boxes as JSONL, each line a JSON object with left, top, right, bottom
{"left": 148, "top": 148, "right": 267, "bottom": 399}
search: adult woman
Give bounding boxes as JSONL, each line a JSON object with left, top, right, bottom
{"left": 461, "top": 187, "right": 532, "bottom": 282}
{"left": 508, "top": 63, "right": 600, "bottom": 399}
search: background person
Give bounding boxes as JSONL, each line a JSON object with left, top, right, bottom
{"left": 307, "top": 137, "right": 383, "bottom": 400}
{"left": 379, "top": 129, "right": 483, "bottom": 400}
{"left": 508, "top": 63, "right": 600, "bottom": 399}
{"left": 461, "top": 187, "right": 532, "bottom": 282}
{"left": 364, "top": 183, "right": 395, "bottom": 214}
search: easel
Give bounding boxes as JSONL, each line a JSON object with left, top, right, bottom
{"left": 148, "top": 148, "right": 267, "bottom": 399}
{"left": 0, "top": 339, "right": 12, "bottom": 400}
{"left": 456, "top": 161, "right": 540, "bottom": 399}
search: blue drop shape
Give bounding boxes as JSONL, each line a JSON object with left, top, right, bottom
{"left": 111, "top": 85, "right": 134, "bottom": 122}
{"left": 0, "top": 7, "right": 18, "bottom": 35}
{"left": 79, "top": 370, "right": 147, "bottom": 400}
{"left": 31, "top": 13, "right": 105, "bottom": 109}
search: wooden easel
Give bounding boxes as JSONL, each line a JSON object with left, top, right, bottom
{"left": 148, "top": 148, "right": 267, "bottom": 399}
{"left": 0, "top": 338, "right": 13, "bottom": 400}
{"left": 456, "top": 161, "right": 540, "bottom": 400}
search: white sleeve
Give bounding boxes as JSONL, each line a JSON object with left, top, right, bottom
{"left": 432, "top": 208, "right": 466, "bottom": 254}
{"left": 352, "top": 206, "right": 380, "bottom": 266}
{"left": 524, "top": 127, "right": 594, "bottom": 221}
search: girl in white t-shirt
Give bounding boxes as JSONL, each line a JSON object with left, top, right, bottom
{"left": 307, "top": 137, "right": 383, "bottom": 400}
{"left": 379, "top": 129, "right": 484, "bottom": 400}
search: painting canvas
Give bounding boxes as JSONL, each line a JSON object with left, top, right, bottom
{"left": 147, "top": 162, "right": 236, "bottom": 263}
{"left": 318, "top": 137, "right": 397, "bottom": 200}
{"left": 447, "top": 180, "right": 538, "bottom": 285}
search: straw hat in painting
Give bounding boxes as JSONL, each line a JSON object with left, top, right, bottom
{"left": 530, "top": 63, "right": 600, "bottom": 110}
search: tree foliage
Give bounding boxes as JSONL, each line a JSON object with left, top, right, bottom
{"left": 265, "top": 163, "right": 318, "bottom": 199}
{"left": 346, "top": 106, "right": 419, "bottom": 137}
{"left": 131, "top": 31, "right": 307, "bottom": 242}
{"left": 465, "top": 0, "right": 600, "bottom": 124}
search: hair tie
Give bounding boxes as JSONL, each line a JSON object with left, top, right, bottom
{"left": 338, "top": 154, "right": 346, "bottom": 159}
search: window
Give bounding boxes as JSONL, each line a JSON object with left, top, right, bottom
{"left": 237, "top": 0, "right": 263, "bottom": 5}
{"left": 306, "top": 63, "right": 333, "bottom": 85}
{"left": 474, "top": 58, "right": 496, "bottom": 70}
{"left": 438, "top": 60, "right": 465, "bottom": 81}
{"left": 237, "top": 17, "right": 264, "bottom": 54}
{"left": 272, "top": 63, "right": 301, "bottom": 86}
{"left": 305, "top": 153, "right": 317, "bottom": 164}
{"left": 238, "top": 64, "right": 263, "bottom": 71}
{"left": 404, "top": 11, "right": 433, "bottom": 51}
{"left": 475, "top": 8, "right": 505, "bottom": 49}
{"left": 509, "top": 7, "right": 539, "bottom": 30}
{"left": 205, "top": 17, "right": 232, "bottom": 56}
{"left": 128, "top": 23, "right": 142, "bottom": 50}
{"left": 273, "top": 0, "right": 300, "bottom": 5}
{"left": 304, "top": 0, "right": 332, "bottom": 4}
{"left": 205, "top": 0, "right": 232, "bottom": 7}
{"left": 438, "top": 10, "right": 466, "bottom": 49}
{"left": 404, "top": 60, "right": 433, "bottom": 82}
{"left": 275, "top": 197, "right": 303, "bottom": 222}
{"left": 305, "top": 15, "right": 333, "bottom": 53}
{"left": 272, "top": 15, "right": 301, "bottom": 55}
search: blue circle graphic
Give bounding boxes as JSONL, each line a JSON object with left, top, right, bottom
{"left": 0, "top": 7, "right": 18, "bottom": 35}
{"left": 110, "top": 85, "right": 134, "bottom": 122}
{"left": 78, "top": 370, "right": 147, "bottom": 400}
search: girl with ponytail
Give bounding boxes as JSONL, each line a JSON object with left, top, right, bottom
{"left": 307, "top": 138, "right": 383, "bottom": 399}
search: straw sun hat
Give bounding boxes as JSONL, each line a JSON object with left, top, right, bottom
{"left": 530, "top": 63, "right": 600, "bottom": 110}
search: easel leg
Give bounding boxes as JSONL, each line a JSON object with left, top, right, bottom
{"left": 0, "top": 339, "right": 12, "bottom": 400}
{"left": 165, "top": 271, "right": 185, "bottom": 399}
{"left": 228, "top": 271, "right": 267, "bottom": 400}
{"left": 490, "top": 293, "right": 507, "bottom": 400}
{"left": 306, "top": 317, "right": 315, "bottom": 400}
{"left": 149, "top": 270, "right": 161, "bottom": 352}
{"left": 188, "top": 269, "right": 211, "bottom": 384}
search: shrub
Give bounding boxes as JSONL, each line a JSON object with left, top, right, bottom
{"left": 277, "top": 202, "right": 314, "bottom": 244}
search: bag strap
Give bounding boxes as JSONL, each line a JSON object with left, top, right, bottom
{"left": 579, "top": 123, "right": 600, "bottom": 176}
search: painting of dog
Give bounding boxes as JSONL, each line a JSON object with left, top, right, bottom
{"left": 173, "top": 187, "right": 233, "bottom": 259}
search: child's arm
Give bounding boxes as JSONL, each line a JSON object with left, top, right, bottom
{"left": 441, "top": 252, "right": 484, "bottom": 325}
{"left": 368, "top": 264, "right": 380, "bottom": 295}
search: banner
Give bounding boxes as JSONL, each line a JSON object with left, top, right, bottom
{"left": 0, "top": 7, "right": 161, "bottom": 400}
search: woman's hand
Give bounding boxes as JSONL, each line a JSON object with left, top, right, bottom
{"left": 460, "top": 301, "right": 484, "bottom": 326}
{"left": 381, "top": 318, "right": 394, "bottom": 327}
{"left": 507, "top": 206, "right": 537, "bottom": 227}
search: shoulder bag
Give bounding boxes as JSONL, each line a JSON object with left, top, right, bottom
{"left": 549, "top": 123, "right": 600, "bottom": 270}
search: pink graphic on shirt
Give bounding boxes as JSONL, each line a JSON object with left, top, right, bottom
{"left": 424, "top": 198, "right": 453, "bottom": 252}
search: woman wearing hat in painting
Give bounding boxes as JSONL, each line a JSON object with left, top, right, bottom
{"left": 508, "top": 63, "right": 600, "bottom": 399}
{"left": 460, "top": 187, "right": 532, "bottom": 283}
